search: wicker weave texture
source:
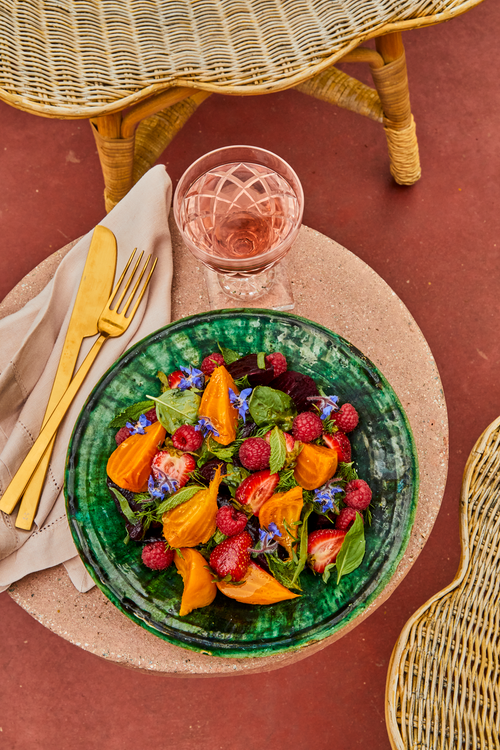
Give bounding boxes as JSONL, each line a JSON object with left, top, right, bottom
{"left": 386, "top": 416, "right": 500, "bottom": 750}
{"left": 0, "top": 0, "right": 482, "bottom": 116}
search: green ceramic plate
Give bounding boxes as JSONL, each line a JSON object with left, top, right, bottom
{"left": 65, "top": 309, "right": 418, "bottom": 658}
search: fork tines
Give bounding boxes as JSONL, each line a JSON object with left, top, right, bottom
{"left": 111, "top": 250, "right": 157, "bottom": 317}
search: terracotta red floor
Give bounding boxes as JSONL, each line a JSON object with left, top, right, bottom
{"left": 1, "top": 3, "right": 499, "bottom": 748}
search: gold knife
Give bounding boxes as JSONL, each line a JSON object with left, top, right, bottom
{"left": 12, "top": 226, "right": 117, "bottom": 530}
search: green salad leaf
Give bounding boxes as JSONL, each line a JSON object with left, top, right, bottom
{"left": 218, "top": 343, "right": 240, "bottom": 365}
{"left": 248, "top": 386, "right": 297, "bottom": 427}
{"left": 266, "top": 555, "right": 302, "bottom": 592}
{"left": 108, "top": 400, "right": 155, "bottom": 429}
{"left": 147, "top": 389, "right": 200, "bottom": 433}
{"left": 155, "top": 485, "right": 204, "bottom": 515}
{"left": 335, "top": 513, "right": 365, "bottom": 584}
{"left": 269, "top": 426, "right": 287, "bottom": 474}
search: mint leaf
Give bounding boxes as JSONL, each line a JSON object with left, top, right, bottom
{"left": 108, "top": 400, "right": 155, "bottom": 429}
{"left": 335, "top": 513, "right": 365, "bottom": 584}
{"left": 155, "top": 485, "right": 204, "bottom": 515}
{"left": 218, "top": 343, "right": 240, "bottom": 365}
{"left": 269, "top": 426, "right": 287, "bottom": 474}
{"left": 266, "top": 555, "right": 302, "bottom": 591}
{"left": 248, "top": 386, "right": 297, "bottom": 427}
{"left": 257, "top": 352, "right": 266, "bottom": 369}
{"left": 147, "top": 389, "right": 200, "bottom": 433}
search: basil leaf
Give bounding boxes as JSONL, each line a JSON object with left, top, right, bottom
{"left": 108, "top": 400, "right": 155, "bottom": 429}
{"left": 108, "top": 486, "right": 139, "bottom": 524}
{"left": 147, "top": 389, "right": 200, "bottom": 433}
{"left": 248, "top": 386, "right": 297, "bottom": 427}
{"left": 335, "top": 514, "right": 365, "bottom": 584}
{"left": 269, "top": 426, "right": 287, "bottom": 474}
{"left": 155, "top": 485, "right": 204, "bottom": 515}
{"left": 218, "top": 343, "right": 240, "bottom": 365}
{"left": 257, "top": 352, "right": 266, "bottom": 369}
{"left": 291, "top": 503, "right": 314, "bottom": 586}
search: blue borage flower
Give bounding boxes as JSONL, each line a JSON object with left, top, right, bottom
{"left": 179, "top": 365, "right": 204, "bottom": 391}
{"left": 148, "top": 470, "right": 179, "bottom": 500}
{"left": 125, "top": 413, "right": 151, "bottom": 435}
{"left": 307, "top": 394, "right": 340, "bottom": 420}
{"left": 195, "top": 417, "right": 220, "bottom": 438}
{"left": 228, "top": 387, "right": 252, "bottom": 423}
{"left": 250, "top": 522, "right": 282, "bottom": 555}
{"left": 314, "top": 482, "right": 344, "bottom": 512}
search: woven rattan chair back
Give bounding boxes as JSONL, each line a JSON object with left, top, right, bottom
{"left": 386, "top": 416, "right": 500, "bottom": 749}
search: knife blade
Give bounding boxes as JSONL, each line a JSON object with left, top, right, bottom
{"left": 13, "top": 226, "right": 117, "bottom": 529}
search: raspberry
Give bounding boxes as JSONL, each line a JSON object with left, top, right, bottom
{"left": 201, "top": 352, "right": 225, "bottom": 376}
{"left": 144, "top": 408, "right": 157, "bottom": 423}
{"left": 141, "top": 541, "right": 174, "bottom": 570}
{"left": 115, "top": 426, "right": 131, "bottom": 445}
{"left": 333, "top": 403, "right": 359, "bottom": 433}
{"left": 292, "top": 412, "right": 323, "bottom": 442}
{"left": 216, "top": 505, "right": 248, "bottom": 536}
{"left": 239, "top": 438, "right": 271, "bottom": 471}
{"left": 266, "top": 352, "right": 287, "bottom": 378}
{"left": 335, "top": 507, "right": 363, "bottom": 531}
{"left": 172, "top": 424, "right": 203, "bottom": 451}
{"left": 344, "top": 479, "right": 372, "bottom": 510}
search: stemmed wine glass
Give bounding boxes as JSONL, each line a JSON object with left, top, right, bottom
{"left": 173, "top": 145, "right": 304, "bottom": 309}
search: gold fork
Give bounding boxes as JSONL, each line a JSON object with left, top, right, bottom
{"left": 0, "top": 249, "right": 157, "bottom": 517}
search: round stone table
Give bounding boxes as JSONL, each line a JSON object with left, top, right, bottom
{"left": 1, "top": 218, "right": 448, "bottom": 675}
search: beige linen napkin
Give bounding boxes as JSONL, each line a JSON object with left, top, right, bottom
{"left": 0, "top": 165, "right": 174, "bottom": 592}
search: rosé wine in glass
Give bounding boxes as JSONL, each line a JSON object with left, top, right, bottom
{"left": 174, "top": 146, "right": 304, "bottom": 305}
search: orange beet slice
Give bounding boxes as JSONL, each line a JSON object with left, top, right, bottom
{"left": 293, "top": 442, "right": 338, "bottom": 490}
{"left": 174, "top": 548, "right": 217, "bottom": 616}
{"left": 216, "top": 561, "right": 300, "bottom": 605}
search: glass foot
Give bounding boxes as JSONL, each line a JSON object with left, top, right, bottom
{"left": 203, "top": 263, "right": 295, "bottom": 311}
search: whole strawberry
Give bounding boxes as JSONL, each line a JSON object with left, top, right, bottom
{"left": 209, "top": 531, "right": 253, "bottom": 581}
{"left": 332, "top": 403, "right": 359, "bottom": 433}
{"left": 344, "top": 479, "right": 372, "bottom": 510}
{"left": 216, "top": 505, "right": 248, "bottom": 536}
{"left": 323, "top": 431, "right": 351, "bottom": 462}
{"left": 141, "top": 541, "right": 174, "bottom": 570}
{"left": 239, "top": 438, "right": 271, "bottom": 471}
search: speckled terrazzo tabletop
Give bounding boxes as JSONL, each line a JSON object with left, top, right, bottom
{"left": 2, "top": 217, "right": 448, "bottom": 675}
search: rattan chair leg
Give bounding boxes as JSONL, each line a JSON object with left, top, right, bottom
{"left": 91, "top": 120, "right": 135, "bottom": 213}
{"left": 295, "top": 66, "right": 383, "bottom": 123}
{"left": 132, "top": 91, "right": 211, "bottom": 185}
{"left": 371, "top": 33, "right": 421, "bottom": 185}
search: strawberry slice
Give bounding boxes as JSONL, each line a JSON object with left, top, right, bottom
{"left": 235, "top": 469, "right": 279, "bottom": 515}
{"left": 151, "top": 450, "right": 196, "bottom": 489}
{"left": 209, "top": 531, "right": 253, "bottom": 582}
{"left": 323, "top": 431, "right": 351, "bottom": 462}
{"left": 307, "top": 529, "right": 346, "bottom": 573}
{"left": 168, "top": 370, "right": 184, "bottom": 389}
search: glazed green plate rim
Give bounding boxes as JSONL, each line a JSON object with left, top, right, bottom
{"left": 65, "top": 309, "right": 419, "bottom": 658}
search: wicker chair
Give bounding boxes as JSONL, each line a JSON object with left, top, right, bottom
{"left": 0, "top": 0, "right": 483, "bottom": 212}
{"left": 386, "top": 416, "right": 500, "bottom": 750}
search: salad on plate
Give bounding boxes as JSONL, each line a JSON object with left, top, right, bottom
{"left": 105, "top": 344, "right": 373, "bottom": 617}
